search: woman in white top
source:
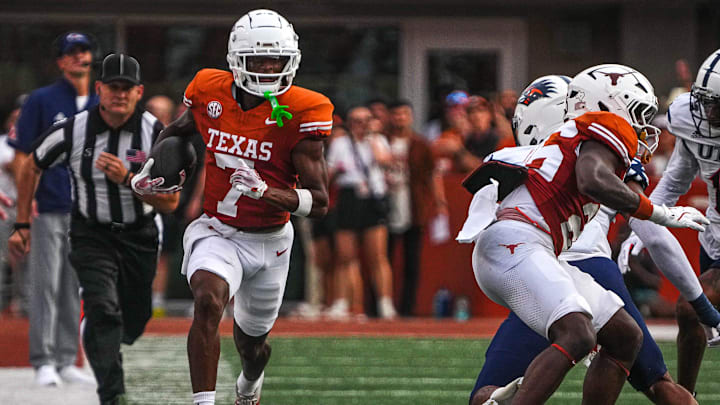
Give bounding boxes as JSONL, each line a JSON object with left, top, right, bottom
{"left": 325, "top": 106, "right": 397, "bottom": 319}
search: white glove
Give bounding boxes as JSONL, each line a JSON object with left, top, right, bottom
{"left": 230, "top": 160, "right": 267, "bottom": 200}
{"left": 130, "top": 158, "right": 183, "bottom": 195}
{"left": 649, "top": 204, "right": 710, "bottom": 232}
{"left": 482, "top": 377, "right": 523, "bottom": 405}
{"left": 617, "top": 232, "right": 644, "bottom": 274}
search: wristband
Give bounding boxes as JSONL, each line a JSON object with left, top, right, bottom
{"left": 13, "top": 222, "right": 30, "bottom": 230}
{"left": 292, "top": 189, "right": 313, "bottom": 217}
{"left": 122, "top": 171, "right": 133, "bottom": 186}
{"left": 631, "top": 194, "right": 653, "bottom": 220}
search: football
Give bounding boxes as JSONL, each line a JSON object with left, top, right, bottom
{"left": 149, "top": 136, "right": 197, "bottom": 187}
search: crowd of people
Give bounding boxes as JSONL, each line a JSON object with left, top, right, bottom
{"left": 0, "top": 7, "right": 718, "bottom": 405}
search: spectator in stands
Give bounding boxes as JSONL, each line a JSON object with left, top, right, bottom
{"left": 432, "top": 91, "right": 481, "bottom": 174}
{"left": 665, "top": 59, "right": 694, "bottom": 109}
{"left": 292, "top": 119, "right": 346, "bottom": 319}
{"left": 145, "top": 95, "right": 177, "bottom": 317}
{"left": 497, "top": 89, "right": 519, "bottom": 121}
{"left": 386, "top": 100, "right": 447, "bottom": 316}
{"left": 464, "top": 96, "right": 514, "bottom": 159}
{"left": 325, "top": 106, "right": 397, "bottom": 319}
{"left": 145, "top": 95, "right": 175, "bottom": 128}
{"left": 0, "top": 95, "right": 28, "bottom": 316}
{"left": 368, "top": 98, "right": 391, "bottom": 135}
{"left": 423, "top": 90, "right": 470, "bottom": 142}
{"left": 9, "top": 31, "right": 98, "bottom": 387}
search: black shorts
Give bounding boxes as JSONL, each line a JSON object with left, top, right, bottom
{"left": 161, "top": 213, "right": 183, "bottom": 252}
{"left": 335, "top": 188, "right": 387, "bottom": 231}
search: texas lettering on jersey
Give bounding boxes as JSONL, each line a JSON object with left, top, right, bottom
{"left": 184, "top": 68, "right": 333, "bottom": 228}
{"left": 205, "top": 128, "right": 273, "bottom": 161}
{"left": 523, "top": 111, "right": 638, "bottom": 254}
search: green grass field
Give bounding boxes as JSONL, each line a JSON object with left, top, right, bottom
{"left": 123, "top": 335, "right": 720, "bottom": 404}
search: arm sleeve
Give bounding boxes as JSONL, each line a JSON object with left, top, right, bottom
{"left": 32, "top": 126, "right": 69, "bottom": 170}
{"left": 628, "top": 216, "right": 703, "bottom": 300}
{"left": 648, "top": 137, "right": 699, "bottom": 206}
{"left": 297, "top": 102, "right": 334, "bottom": 140}
{"left": 11, "top": 93, "right": 42, "bottom": 153}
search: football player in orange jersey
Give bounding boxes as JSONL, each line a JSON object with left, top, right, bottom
{"left": 132, "top": 9, "right": 332, "bottom": 405}
{"left": 459, "top": 64, "right": 709, "bottom": 404}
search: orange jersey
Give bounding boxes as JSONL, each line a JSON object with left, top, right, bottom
{"left": 523, "top": 111, "right": 638, "bottom": 254}
{"left": 184, "top": 69, "right": 333, "bottom": 228}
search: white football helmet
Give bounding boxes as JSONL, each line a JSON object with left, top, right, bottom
{"left": 512, "top": 75, "right": 571, "bottom": 146}
{"left": 690, "top": 49, "right": 720, "bottom": 137}
{"left": 566, "top": 64, "right": 660, "bottom": 162}
{"left": 227, "top": 9, "right": 301, "bottom": 97}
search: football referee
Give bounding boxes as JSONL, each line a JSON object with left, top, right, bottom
{"left": 8, "top": 53, "right": 179, "bottom": 405}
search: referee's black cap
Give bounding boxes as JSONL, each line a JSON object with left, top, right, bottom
{"left": 100, "top": 53, "right": 141, "bottom": 85}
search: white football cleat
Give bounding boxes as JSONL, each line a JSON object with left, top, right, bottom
{"left": 59, "top": 365, "right": 96, "bottom": 385}
{"left": 235, "top": 371, "right": 264, "bottom": 405}
{"left": 482, "top": 377, "right": 523, "bottom": 405}
{"left": 35, "top": 364, "right": 62, "bottom": 387}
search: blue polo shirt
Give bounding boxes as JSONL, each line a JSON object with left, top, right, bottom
{"left": 11, "top": 77, "right": 99, "bottom": 213}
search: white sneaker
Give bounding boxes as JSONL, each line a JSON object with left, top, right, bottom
{"left": 235, "top": 372, "right": 264, "bottom": 405}
{"left": 59, "top": 365, "right": 96, "bottom": 385}
{"left": 378, "top": 297, "right": 397, "bottom": 320}
{"left": 324, "top": 300, "right": 350, "bottom": 321}
{"left": 483, "top": 377, "right": 523, "bottom": 405}
{"left": 35, "top": 365, "right": 62, "bottom": 387}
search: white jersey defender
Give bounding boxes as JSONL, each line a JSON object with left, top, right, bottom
{"left": 655, "top": 92, "right": 720, "bottom": 258}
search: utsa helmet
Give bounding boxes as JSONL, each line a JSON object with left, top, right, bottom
{"left": 512, "top": 75, "right": 571, "bottom": 146}
{"left": 690, "top": 48, "right": 720, "bottom": 137}
{"left": 566, "top": 64, "right": 660, "bottom": 163}
{"left": 227, "top": 9, "right": 301, "bottom": 97}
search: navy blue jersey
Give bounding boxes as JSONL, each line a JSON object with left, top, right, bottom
{"left": 10, "top": 77, "right": 98, "bottom": 213}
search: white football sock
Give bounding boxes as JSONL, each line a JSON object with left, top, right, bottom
{"left": 192, "top": 390, "right": 215, "bottom": 405}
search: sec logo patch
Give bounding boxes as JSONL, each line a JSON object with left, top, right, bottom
{"left": 207, "top": 101, "right": 223, "bottom": 119}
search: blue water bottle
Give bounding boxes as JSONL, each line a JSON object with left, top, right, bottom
{"left": 433, "top": 288, "right": 452, "bottom": 318}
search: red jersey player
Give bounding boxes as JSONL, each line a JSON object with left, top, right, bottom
{"left": 132, "top": 9, "right": 332, "bottom": 405}
{"left": 463, "top": 64, "right": 709, "bottom": 404}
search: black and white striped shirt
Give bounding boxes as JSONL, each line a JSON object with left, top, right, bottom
{"left": 32, "top": 106, "right": 163, "bottom": 225}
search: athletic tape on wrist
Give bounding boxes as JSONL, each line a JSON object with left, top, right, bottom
{"left": 292, "top": 188, "right": 313, "bottom": 217}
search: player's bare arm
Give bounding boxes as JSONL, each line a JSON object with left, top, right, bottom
{"left": 578, "top": 139, "right": 708, "bottom": 231}
{"left": 138, "top": 192, "right": 180, "bottom": 214}
{"left": 155, "top": 109, "right": 196, "bottom": 144}
{"left": 576, "top": 140, "right": 641, "bottom": 213}
{"left": 7, "top": 154, "right": 43, "bottom": 258}
{"left": 261, "top": 138, "right": 329, "bottom": 218}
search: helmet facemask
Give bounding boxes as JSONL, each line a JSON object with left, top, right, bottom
{"left": 627, "top": 99, "right": 659, "bottom": 163}
{"left": 226, "top": 9, "right": 301, "bottom": 97}
{"left": 690, "top": 84, "right": 720, "bottom": 137}
{"left": 227, "top": 51, "right": 300, "bottom": 97}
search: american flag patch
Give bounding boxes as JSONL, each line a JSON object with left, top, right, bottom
{"left": 126, "top": 149, "right": 147, "bottom": 163}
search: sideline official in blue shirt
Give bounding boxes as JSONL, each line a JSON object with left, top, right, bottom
{"left": 8, "top": 31, "right": 98, "bottom": 387}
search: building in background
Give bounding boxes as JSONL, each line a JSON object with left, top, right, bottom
{"left": 1, "top": 0, "right": 718, "bottom": 126}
